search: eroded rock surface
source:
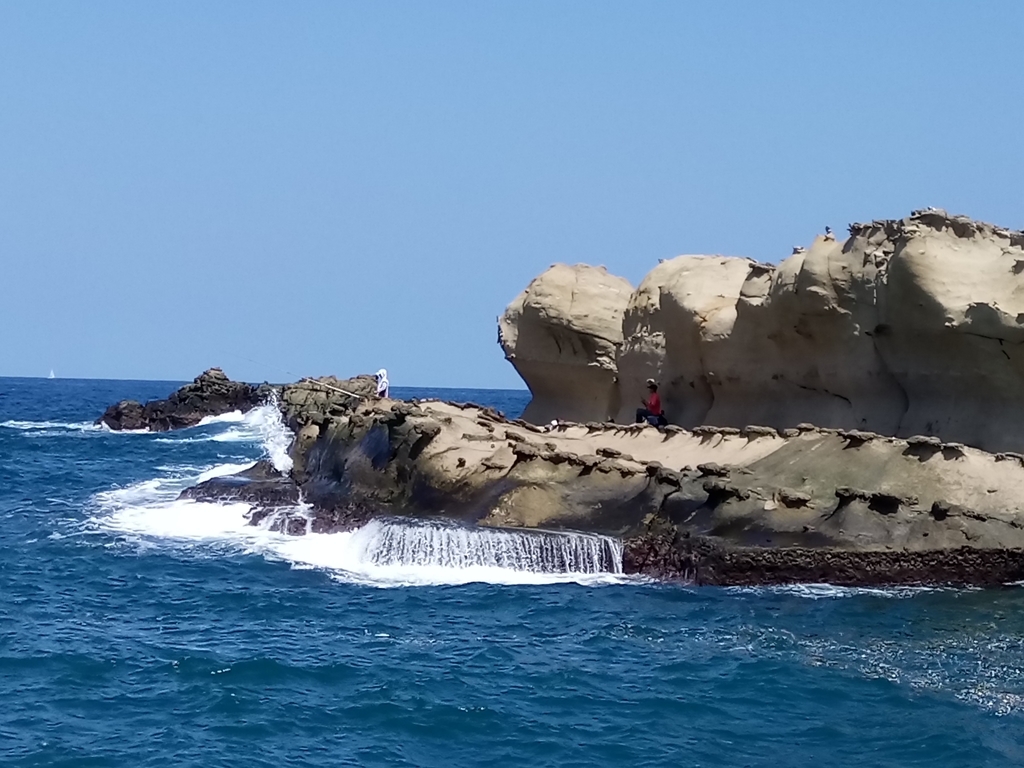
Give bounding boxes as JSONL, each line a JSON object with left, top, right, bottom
{"left": 191, "top": 395, "right": 1024, "bottom": 586}
{"left": 120, "top": 208, "right": 1024, "bottom": 587}
{"left": 501, "top": 210, "right": 1024, "bottom": 453}
{"left": 97, "top": 368, "right": 272, "bottom": 431}
{"left": 499, "top": 264, "right": 633, "bottom": 424}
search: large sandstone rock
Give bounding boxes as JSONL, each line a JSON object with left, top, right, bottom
{"left": 699, "top": 232, "right": 906, "bottom": 432}
{"left": 499, "top": 264, "right": 633, "bottom": 424}
{"left": 616, "top": 255, "right": 757, "bottom": 425}
{"left": 182, "top": 395, "right": 1024, "bottom": 586}
{"left": 501, "top": 210, "right": 1024, "bottom": 453}
{"left": 874, "top": 212, "right": 1024, "bottom": 450}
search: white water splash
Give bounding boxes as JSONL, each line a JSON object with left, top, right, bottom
{"left": 89, "top": 464, "right": 626, "bottom": 587}
{"left": 195, "top": 411, "right": 245, "bottom": 426}
{"left": 352, "top": 518, "right": 621, "bottom": 574}
{"left": 275, "top": 526, "right": 628, "bottom": 588}
{"left": 150, "top": 401, "right": 294, "bottom": 473}
{"left": 247, "top": 395, "right": 293, "bottom": 473}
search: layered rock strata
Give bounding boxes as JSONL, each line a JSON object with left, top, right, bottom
{"left": 500, "top": 210, "right": 1024, "bottom": 453}
{"left": 182, "top": 389, "right": 1024, "bottom": 587}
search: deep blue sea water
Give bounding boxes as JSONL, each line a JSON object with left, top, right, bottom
{"left": 3, "top": 377, "right": 1024, "bottom": 767}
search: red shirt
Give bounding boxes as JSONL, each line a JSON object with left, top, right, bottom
{"left": 647, "top": 392, "right": 662, "bottom": 415}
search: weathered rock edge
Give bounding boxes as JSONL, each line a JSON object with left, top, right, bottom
{"left": 96, "top": 368, "right": 378, "bottom": 432}
{"left": 97, "top": 368, "right": 273, "bottom": 431}
{"left": 173, "top": 380, "right": 1024, "bottom": 587}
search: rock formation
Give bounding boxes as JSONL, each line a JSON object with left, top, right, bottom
{"left": 616, "top": 255, "right": 758, "bottom": 426}
{"left": 97, "top": 368, "right": 272, "bottom": 431}
{"left": 499, "top": 264, "right": 633, "bottom": 424}
{"left": 96, "top": 368, "right": 377, "bottom": 433}
{"left": 500, "top": 210, "right": 1024, "bottom": 454}
{"left": 183, "top": 393, "right": 1024, "bottom": 586}
{"left": 102, "top": 209, "right": 1024, "bottom": 587}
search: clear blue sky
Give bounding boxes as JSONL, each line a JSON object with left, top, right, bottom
{"left": 2, "top": 2, "right": 1022, "bottom": 387}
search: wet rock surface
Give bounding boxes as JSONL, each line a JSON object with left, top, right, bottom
{"left": 173, "top": 387, "right": 1024, "bottom": 587}
{"left": 97, "top": 368, "right": 272, "bottom": 431}
{"left": 623, "top": 535, "right": 1024, "bottom": 587}
{"left": 180, "top": 459, "right": 301, "bottom": 508}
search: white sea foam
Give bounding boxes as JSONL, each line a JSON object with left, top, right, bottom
{"left": 100, "top": 497, "right": 256, "bottom": 541}
{"left": 89, "top": 410, "right": 627, "bottom": 592}
{"left": 1, "top": 419, "right": 104, "bottom": 432}
{"left": 726, "top": 583, "right": 938, "bottom": 600}
{"left": 195, "top": 411, "right": 246, "bottom": 426}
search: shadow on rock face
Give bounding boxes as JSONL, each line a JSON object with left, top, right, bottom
{"left": 96, "top": 368, "right": 272, "bottom": 432}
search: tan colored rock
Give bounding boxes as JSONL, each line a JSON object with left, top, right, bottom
{"left": 700, "top": 230, "right": 905, "bottom": 432}
{"left": 617, "top": 255, "right": 757, "bottom": 425}
{"left": 875, "top": 211, "right": 1024, "bottom": 450}
{"left": 500, "top": 210, "right": 1024, "bottom": 453}
{"left": 186, "top": 386, "right": 1024, "bottom": 584}
{"left": 498, "top": 263, "right": 633, "bottom": 424}
{"left": 281, "top": 397, "right": 1024, "bottom": 582}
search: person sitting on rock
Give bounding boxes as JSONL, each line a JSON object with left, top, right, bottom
{"left": 636, "top": 379, "right": 667, "bottom": 426}
{"left": 375, "top": 368, "right": 390, "bottom": 398}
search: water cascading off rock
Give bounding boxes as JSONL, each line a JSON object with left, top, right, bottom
{"left": 348, "top": 519, "right": 624, "bottom": 574}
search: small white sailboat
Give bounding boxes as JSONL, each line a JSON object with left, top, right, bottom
{"left": 48, "top": 369, "right": 55, "bottom": 379}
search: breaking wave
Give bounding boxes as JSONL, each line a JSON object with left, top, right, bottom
{"left": 195, "top": 411, "right": 246, "bottom": 426}
{"left": 150, "top": 402, "right": 294, "bottom": 472}
{"left": 85, "top": 397, "right": 624, "bottom": 586}
{"left": 89, "top": 475, "right": 627, "bottom": 588}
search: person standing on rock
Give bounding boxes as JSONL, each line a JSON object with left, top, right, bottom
{"left": 636, "top": 379, "right": 667, "bottom": 426}
{"left": 375, "top": 369, "right": 390, "bottom": 398}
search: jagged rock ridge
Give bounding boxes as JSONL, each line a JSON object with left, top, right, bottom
{"left": 97, "top": 368, "right": 272, "bottom": 431}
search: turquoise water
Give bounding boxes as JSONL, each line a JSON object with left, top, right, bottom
{"left": 2, "top": 377, "right": 1024, "bottom": 766}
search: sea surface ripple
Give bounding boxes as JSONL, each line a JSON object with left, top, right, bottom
{"left": 2, "top": 377, "right": 1024, "bottom": 766}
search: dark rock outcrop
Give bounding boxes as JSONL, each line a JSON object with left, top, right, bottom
{"left": 95, "top": 368, "right": 379, "bottom": 433}
{"left": 179, "top": 459, "right": 374, "bottom": 535}
{"left": 97, "top": 368, "right": 271, "bottom": 431}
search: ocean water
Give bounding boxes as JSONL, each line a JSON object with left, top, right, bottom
{"left": 3, "top": 378, "right": 1024, "bottom": 767}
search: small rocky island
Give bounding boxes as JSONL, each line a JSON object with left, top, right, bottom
{"left": 97, "top": 368, "right": 277, "bottom": 431}
{"left": 100, "top": 210, "right": 1024, "bottom": 586}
